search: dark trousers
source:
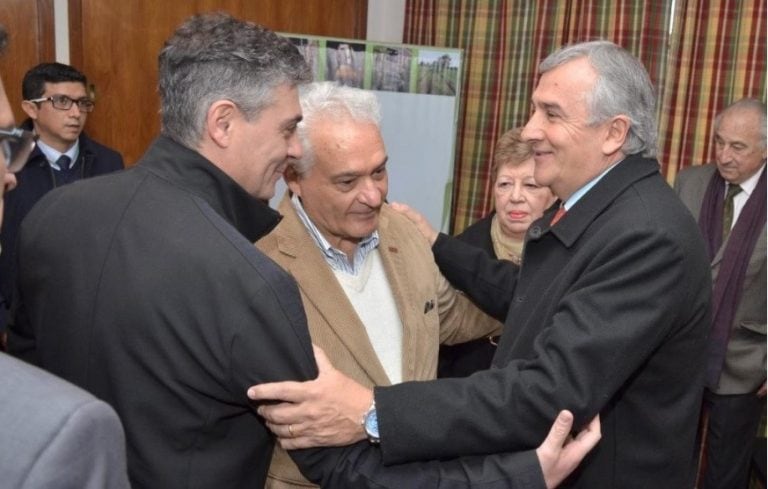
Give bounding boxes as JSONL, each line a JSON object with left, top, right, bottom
{"left": 700, "top": 389, "right": 765, "bottom": 489}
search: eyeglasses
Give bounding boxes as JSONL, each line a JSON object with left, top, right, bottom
{"left": 26, "top": 94, "right": 95, "bottom": 113}
{"left": 0, "top": 127, "right": 37, "bottom": 172}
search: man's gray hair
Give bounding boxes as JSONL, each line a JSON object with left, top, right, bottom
{"left": 158, "top": 12, "right": 311, "bottom": 149}
{"left": 540, "top": 40, "right": 658, "bottom": 158}
{"left": 715, "top": 98, "right": 767, "bottom": 150}
{"left": 294, "top": 81, "right": 382, "bottom": 175}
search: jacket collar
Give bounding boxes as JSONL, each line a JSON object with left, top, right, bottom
{"left": 137, "top": 136, "right": 282, "bottom": 242}
{"left": 538, "top": 154, "right": 661, "bottom": 247}
{"left": 22, "top": 118, "right": 98, "bottom": 170}
{"left": 273, "top": 192, "right": 392, "bottom": 257}
{"left": 269, "top": 194, "right": 396, "bottom": 385}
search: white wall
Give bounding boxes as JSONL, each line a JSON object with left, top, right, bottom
{"left": 366, "top": 0, "right": 406, "bottom": 43}
{"left": 53, "top": 0, "right": 70, "bottom": 63}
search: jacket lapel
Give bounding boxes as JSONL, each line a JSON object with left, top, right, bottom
{"left": 376, "top": 209, "right": 425, "bottom": 382}
{"left": 274, "top": 196, "right": 391, "bottom": 385}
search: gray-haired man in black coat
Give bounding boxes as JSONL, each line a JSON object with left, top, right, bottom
{"left": 250, "top": 40, "right": 711, "bottom": 489}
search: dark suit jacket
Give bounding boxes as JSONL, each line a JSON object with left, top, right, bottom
{"left": 0, "top": 352, "right": 130, "bottom": 489}
{"left": 9, "top": 136, "right": 315, "bottom": 488}
{"left": 8, "top": 135, "right": 549, "bottom": 489}
{"left": 456, "top": 213, "right": 495, "bottom": 257}
{"left": 438, "top": 214, "right": 498, "bottom": 378}
{"left": 374, "top": 155, "right": 712, "bottom": 489}
{"left": 0, "top": 130, "right": 123, "bottom": 331}
{"left": 674, "top": 163, "right": 766, "bottom": 395}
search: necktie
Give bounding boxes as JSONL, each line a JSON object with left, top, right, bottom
{"left": 53, "top": 155, "right": 78, "bottom": 186}
{"left": 550, "top": 206, "right": 567, "bottom": 226}
{"left": 56, "top": 154, "right": 72, "bottom": 172}
{"left": 722, "top": 183, "right": 742, "bottom": 241}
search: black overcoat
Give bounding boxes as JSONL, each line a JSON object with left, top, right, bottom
{"left": 375, "top": 155, "right": 712, "bottom": 489}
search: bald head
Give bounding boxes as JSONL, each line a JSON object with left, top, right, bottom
{"left": 714, "top": 98, "right": 767, "bottom": 184}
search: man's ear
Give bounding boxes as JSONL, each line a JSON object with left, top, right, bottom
{"left": 602, "top": 115, "right": 630, "bottom": 156}
{"left": 206, "top": 100, "right": 238, "bottom": 148}
{"left": 21, "top": 100, "right": 39, "bottom": 121}
{"left": 285, "top": 165, "right": 302, "bottom": 196}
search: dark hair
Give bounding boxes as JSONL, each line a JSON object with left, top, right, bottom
{"left": 22, "top": 62, "right": 88, "bottom": 100}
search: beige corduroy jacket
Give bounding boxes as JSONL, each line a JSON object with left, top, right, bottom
{"left": 256, "top": 194, "right": 502, "bottom": 488}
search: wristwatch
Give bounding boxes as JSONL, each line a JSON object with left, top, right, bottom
{"left": 362, "top": 400, "right": 380, "bottom": 444}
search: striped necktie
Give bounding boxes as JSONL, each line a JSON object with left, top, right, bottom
{"left": 722, "top": 183, "right": 742, "bottom": 241}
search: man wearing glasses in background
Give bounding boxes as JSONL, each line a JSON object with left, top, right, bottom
{"left": 0, "top": 24, "right": 130, "bottom": 488}
{"left": 0, "top": 62, "right": 123, "bottom": 347}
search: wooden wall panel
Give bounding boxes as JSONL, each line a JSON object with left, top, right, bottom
{"left": 0, "top": 0, "right": 55, "bottom": 124}
{"left": 70, "top": 0, "right": 367, "bottom": 166}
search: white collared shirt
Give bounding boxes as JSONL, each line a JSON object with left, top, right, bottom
{"left": 561, "top": 158, "right": 624, "bottom": 211}
{"left": 36, "top": 139, "right": 79, "bottom": 170}
{"left": 730, "top": 163, "right": 765, "bottom": 227}
{"left": 291, "top": 193, "right": 380, "bottom": 276}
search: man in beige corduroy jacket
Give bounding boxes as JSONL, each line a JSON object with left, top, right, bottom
{"left": 256, "top": 81, "right": 502, "bottom": 489}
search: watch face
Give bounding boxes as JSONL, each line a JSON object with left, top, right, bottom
{"left": 365, "top": 409, "right": 379, "bottom": 438}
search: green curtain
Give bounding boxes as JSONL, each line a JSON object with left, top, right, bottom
{"left": 404, "top": 0, "right": 764, "bottom": 233}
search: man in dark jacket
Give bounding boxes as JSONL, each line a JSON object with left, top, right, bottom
{"left": 0, "top": 62, "right": 123, "bottom": 341}
{"left": 8, "top": 12, "right": 598, "bottom": 489}
{"left": 674, "top": 98, "right": 766, "bottom": 489}
{"left": 0, "top": 22, "right": 131, "bottom": 489}
{"left": 250, "top": 40, "right": 712, "bottom": 489}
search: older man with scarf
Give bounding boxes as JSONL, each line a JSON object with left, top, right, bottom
{"left": 674, "top": 97, "right": 766, "bottom": 489}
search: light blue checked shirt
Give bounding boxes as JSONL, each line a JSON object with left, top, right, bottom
{"left": 291, "top": 193, "right": 380, "bottom": 276}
